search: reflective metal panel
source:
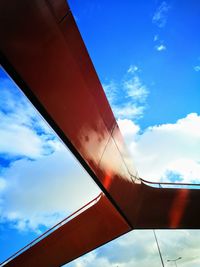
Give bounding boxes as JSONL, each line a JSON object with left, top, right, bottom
{"left": 3, "top": 195, "right": 130, "bottom": 267}
{"left": 0, "top": 67, "right": 101, "bottom": 264}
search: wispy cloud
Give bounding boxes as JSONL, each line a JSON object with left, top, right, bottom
{"left": 114, "top": 104, "right": 144, "bottom": 120}
{"left": 127, "top": 65, "right": 139, "bottom": 74}
{"left": 152, "top": 1, "right": 170, "bottom": 28}
{"left": 102, "top": 80, "right": 118, "bottom": 105}
{"left": 103, "top": 65, "right": 149, "bottom": 120}
{"left": 154, "top": 34, "right": 159, "bottom": 42}
{"left": 194, "top": 65, "right": 200, "bottom": 72}
{"left": 155, "top": 44, "right": 166, "bottom": 51}
{"left": 124, "top": 76, "right": 148, "bottom": 102}
{"left": 153, "top": 34, "right": 167, "bottom": 52}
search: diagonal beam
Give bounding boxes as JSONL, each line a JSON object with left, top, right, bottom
{"left": 2, "top": 195, "right": 130, "bottom": 267}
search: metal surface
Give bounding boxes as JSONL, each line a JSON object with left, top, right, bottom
{"left": 1, "top": 0, "right": 200, "bottom": 266}
{"left": 136, "top": 184, "right": 200, "bottom": 229}
{"left": 0, "top": 0, "right": 138, "bottom": 227}
{"left": 0, "top": 194, "right": 103, "bottom": 267}
{"left": 2, "top": 195, "right": 130, "bottom": 267}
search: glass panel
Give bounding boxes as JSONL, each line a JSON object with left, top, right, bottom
{"left": 0, "top": 67, "right": 101, "bottom": 263}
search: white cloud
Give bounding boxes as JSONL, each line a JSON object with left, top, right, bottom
{"left": 127, "top": 65, "right": 139, "bottom": 74}
{"left": 124, "top": 76, "right": 148, "bottom": 102}
{"left": 0, "top": 77, "right": 56, "bottom": 158}
{"left": 0, "top": 122, "right": 46, "bottom": 158}
{"left": 117, "top": 119, "right": 140, "bottom": 140}
{"left": 65, "top": 230, "right": 161, "bottom": 267}
{"left": 194, "top": 65, "right": 200, "bottom": 72}
{"left": 114, "top": 104, "right": 144, "bottom": 120}
{"left": 152, "top": 1, "right": 170, "bottom": 28}
{"left": 0, "top": 144, "right": 100, "bottom": 232}
{"left": 118, "top": 113, "right": 200, "bottom": 183}
{"left": 65, "top": 229, "right": 200, "bottom": 267}
{"left": 103, "top": 66, "right": 149, "bottom": 120}
{"left": 0, "top": 178, "right": 6, "bottom": 191}
{"left": 153, "top": 34, "right": 167, "bottom": 52}
{"left": 0, "top": 72, "right": 100, "bottom": 232}
{"left": 156, "top": 230, "right": 200, "bottom": 267}
{"left": 102, "top": 81, "right": 117, "bottom": 106}
{"left": 65, "top": 251, "right": 113, "bottom": 267}
{"left": 156, "top": 44, "right": 166, "bottom": 51}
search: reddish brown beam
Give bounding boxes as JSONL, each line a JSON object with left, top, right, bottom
{"left": 3, "top": 195, "right": 130, "bottom": 267}
{"left": 46, "top": 0, "right": 70, "bottom": 22}
{"left": 0, "top": 0, "right": 137, "bottom": 227}
{"left": 134, "top": 183, "right": 200, "bottom": 229}
{"left": 1, "top": 0, "right": 200, "bottom": 266}
{"left": 1, "top": 0, "right": 200, "bottom": 232}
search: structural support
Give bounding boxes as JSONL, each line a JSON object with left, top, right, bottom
{"left": 1, "top": 1, "right": 200, "bottom": 266}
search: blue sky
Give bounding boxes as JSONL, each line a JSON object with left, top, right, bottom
{"left": 68, "top": 0, "right": 200, "bottom": 183}
{"left": 69, "top": 0, "right": 200, "bottom": 127}
{"left": 1, "top": 0, "right": 200, "bottom": 266}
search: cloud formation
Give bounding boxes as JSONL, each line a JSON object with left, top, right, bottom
{"left": 103, "top": 66, "right": 149, "bottom": 120}
{"left": 0, "top": 70, "right": 100, "bottom": 232}
{"left": 153, "top": 34, "right": 167, "bottom": 52}
{"left": 156, "top": 44, "right": 166, "bottom": 51}
{"left": 124, "top": 76, "right": 148, "bottom": 102}
{"left": 65, "top": 230, "right": 161, "bottom": 267}
{"left": 118, "top": 113, "right": 200, "bottom": 183}
{"left": 152, "top": 1, "right": 170, "bottom": 28}
{"left": 114, "top": 104, "right": 144, "bottom": 122}
{"left": 127, "top": 65, "right": 139, "bottom": 74}
{"left": 0, "top": 145, "right": 100, "bottom": 232}
{"left": 0, "top": 76, "right": 56, "bottom": 158}
{"left": 65, "top": 229, "right": 200, "bottom": 267}
{"left": 194, "top": 65, "right": 200, "bottom": 72}
{"left": 1, "top": 67, "right": 200, "bottom": 267}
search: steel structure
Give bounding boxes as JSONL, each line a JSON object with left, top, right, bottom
{"left": 0, "top": 1, "right": 200, "bottom": 266}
